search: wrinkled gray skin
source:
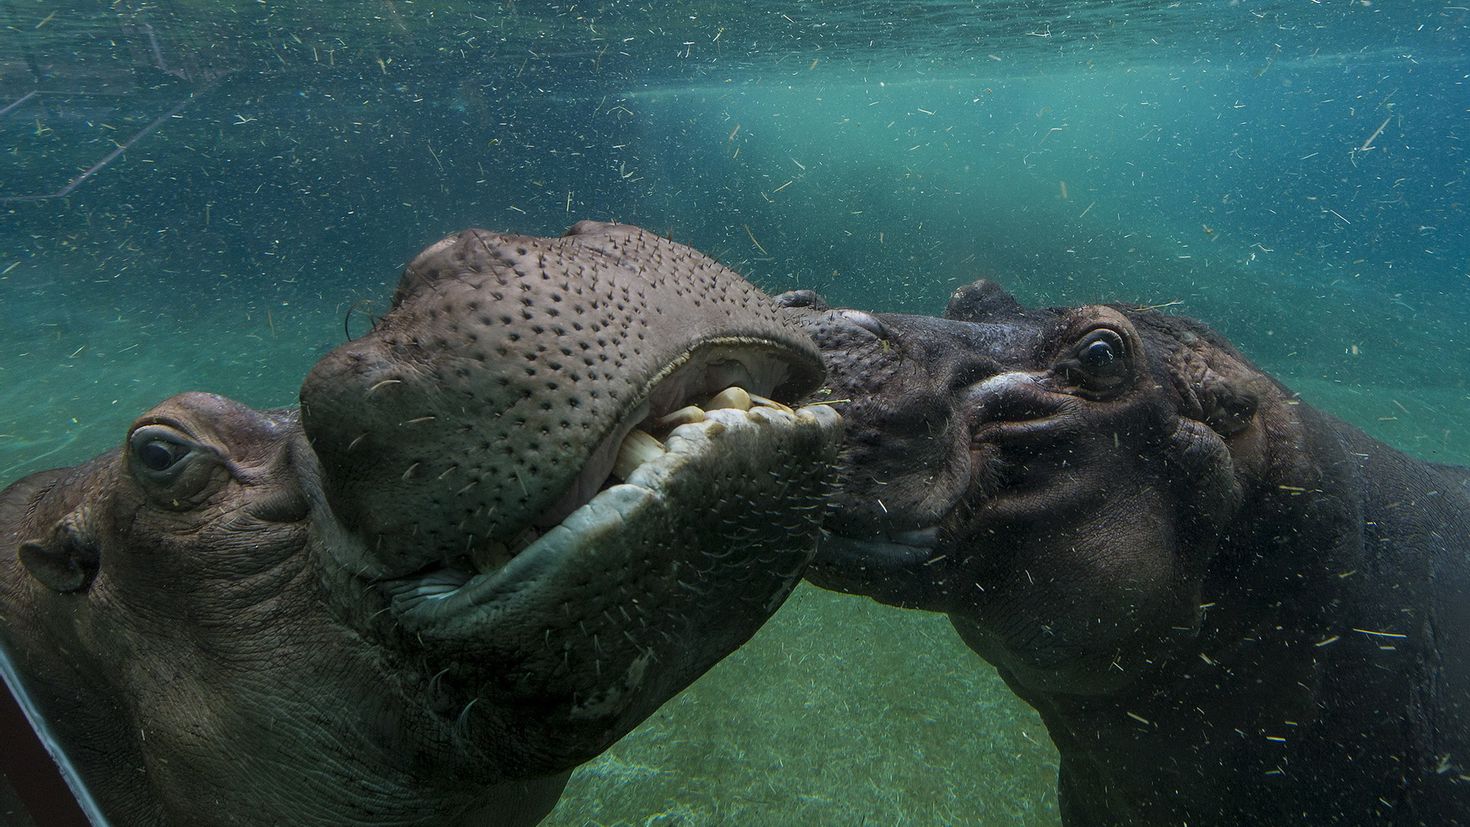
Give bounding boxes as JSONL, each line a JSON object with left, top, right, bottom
{"left": 780, "top": 281, "right": 1470, "bottom": 826}
{"left": 0, "top": 221, "right": 841, "bottom": 826}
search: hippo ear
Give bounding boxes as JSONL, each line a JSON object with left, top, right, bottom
{"left": 18, "top": 519, "right": 99, "bottom": 593}
{"left": 1165, "top": 372, "right": 1270, "bottom": 527}
{"left": 1151, "top": 316, "right": 1281, "bottom": 522}
{"left": 1151, "top": 320, "right": 1265, "bottom": 440}
{"left": 1197, "top": 369, "right": 1260, "bottom": 437}
{"left": 944, "top": 280, "right": 1024, "bottom": 323}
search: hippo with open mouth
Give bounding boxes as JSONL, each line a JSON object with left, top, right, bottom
{"left": 778, "top": 281, "right": 1469, "bottom": 825}
{"left": 0, "top": 221, "right": 841, "bottom": 826}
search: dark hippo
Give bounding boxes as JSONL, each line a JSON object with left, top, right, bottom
{"left": 0, "top": 221, "right": 841, "bottom": 826}
{"left": 778, "top": 281, "right": 1469, "bottom": 825}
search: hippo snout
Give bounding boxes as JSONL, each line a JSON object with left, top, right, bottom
{"left": 303, "top": 221, "right": 828, "bottom": 577}
{"left": 300, "top": 221, "right": 843, "bottom": 767}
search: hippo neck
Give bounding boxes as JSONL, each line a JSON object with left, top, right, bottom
{"left": 999, "top": 407, "right": 1470, "bottom": 823}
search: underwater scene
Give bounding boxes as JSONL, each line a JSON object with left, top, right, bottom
{"left": 1, "top": 1, "right": 1467, "bottom": 825}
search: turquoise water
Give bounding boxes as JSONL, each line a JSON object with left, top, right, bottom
{"left": 2, "top": 1, "right": 1467, "bottom": 823}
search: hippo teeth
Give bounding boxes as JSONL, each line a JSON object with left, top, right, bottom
{"left": 705, "top": 386, "right": 752, "bottom": 411}
{"left": 609, "top": 386, "right": 792, "bottom": 484}
{"left": 654, "top": 405, "right": 706, "bottom": 429}
{"left": 747, "top": 393, "right": 794, "bottom": 414}
{"left": 612, "top": 430, "right": 665, "bottom": 481}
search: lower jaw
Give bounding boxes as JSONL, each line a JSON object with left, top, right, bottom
{"left": 369, "top": 402, "right": 842, "bottom": 716}
{"left": 815, "top": 531, "right": 940, "bottom": 567}
{"left": 805, "top": 531, "right": 949, "bottom": 610}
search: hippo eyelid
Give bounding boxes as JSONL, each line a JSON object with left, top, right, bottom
{"left": 127, "top": 425, "right": 212, "bottom": 482}
{"left": 774, "top": 289, "right": 828, "bottom": 310}
{"left": 1055, "top": 326, "right": 1134, "bottom": 397}
{"left": 1079, "top": 326, "right": 1127, "bottom": 351}
{"left": 1072, "top": 328, "right": 1129, "bottom": 368}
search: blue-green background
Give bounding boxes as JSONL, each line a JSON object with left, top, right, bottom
{"left": 2, "top": 2, "right": 1466, "bottom": 823}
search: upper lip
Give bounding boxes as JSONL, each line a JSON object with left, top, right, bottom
{"left": 817, "top": 526, "right": 943, "bottom": 562}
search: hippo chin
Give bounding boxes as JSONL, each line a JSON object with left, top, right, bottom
{"left": 779, "top": 282, "right": 1469, "bottom": 825}
{"left": 0, "top": 221, "right": 841, "bottom": 826}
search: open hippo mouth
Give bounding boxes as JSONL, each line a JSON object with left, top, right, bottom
{"left": 376, "top": 343, "right": 832, "bottom": 609}
{"left": 302, "top": 222, "right": 841, "bottom": 768}
{"left": 414, "top": 342, "right": 812, "bottom": 580}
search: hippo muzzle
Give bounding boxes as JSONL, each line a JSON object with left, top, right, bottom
{"left": 300, "top": 221, "right": 842, "bottom": 768}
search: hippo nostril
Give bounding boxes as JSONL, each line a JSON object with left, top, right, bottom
{"left": 840, "top": 310, "right": 888, "bottom": 340}
{"left": 964, "top": 372, "right": 1066, "bottom": 427}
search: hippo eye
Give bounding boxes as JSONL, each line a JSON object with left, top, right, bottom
{"left": 128, "top": 427, "right": 197, "bottom": 480}
{"left": 1060, "top": 328, "right": 1131, "bottom": 396}
{"left": 1081, "top": 338, "right": 1116, "bottom": 369}
{"left": 140, "top": 440, "right": 187, "bottom": 472}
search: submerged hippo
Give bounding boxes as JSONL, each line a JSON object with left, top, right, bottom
{"left": 0, "top": 221, "right": 841, "bottom": 826}
{"left": 779, "top": 281, "right": 1469, "bottom": 825}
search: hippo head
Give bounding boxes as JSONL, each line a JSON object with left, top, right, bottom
{"left": 779, "top": 281, "right": 1300, "bottom": 696}
{"left": 0, "top": 222, "right": 840, "bottom": 825}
